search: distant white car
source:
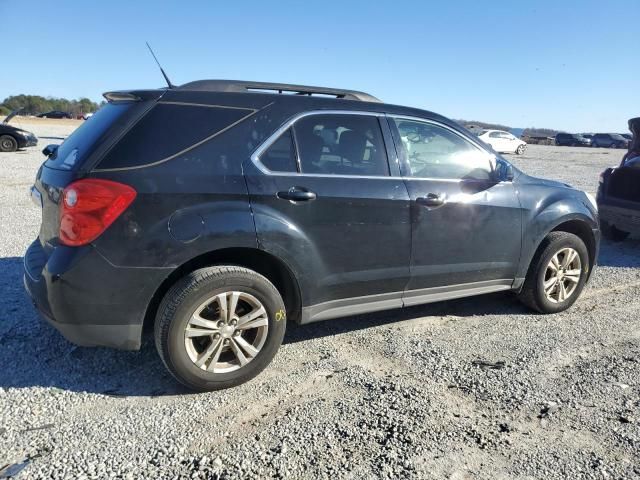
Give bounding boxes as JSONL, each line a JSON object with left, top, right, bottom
{"left": 478, "top": 129, "right": 527, "bottom": 155}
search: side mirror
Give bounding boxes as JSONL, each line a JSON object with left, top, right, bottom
{"left": 495, "top": 162, "right": 514, "bottom": 182}
{"left": 42, "top": 144, "right": 58, "bottom": 157}
{"left": 504, "top": 164, "right": 515, "bottom": 181}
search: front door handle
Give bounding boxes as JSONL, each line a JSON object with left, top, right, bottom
{"left": 277, "top": 187, "right": 317, "bottom": 202}
{"left": 416, "top": 193, "right": 445, "bottom": 208}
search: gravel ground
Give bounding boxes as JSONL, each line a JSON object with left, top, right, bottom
{"left": 0, "top": 126, "right": 639, "bottom": 479}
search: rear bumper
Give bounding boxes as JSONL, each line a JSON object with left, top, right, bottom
{"left": 598, "top": 202, "right": 640, "bottom": 234}
{"left": 23, "top": 239, "right": 170, "bottom": 350}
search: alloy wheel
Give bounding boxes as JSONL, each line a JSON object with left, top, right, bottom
{"left": 543, "top": 248, "right": 582, "bottom": 303}
{"left": 184, "top": 291, "right": 269, "bottom": 373}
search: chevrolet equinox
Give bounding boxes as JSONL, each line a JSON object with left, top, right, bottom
{"left": 24, "top": 80, "right": 600, "bottom": 391}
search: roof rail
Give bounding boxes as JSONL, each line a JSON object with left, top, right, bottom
{"left": 177, "top": 79, "right": 381, "bottom": 103}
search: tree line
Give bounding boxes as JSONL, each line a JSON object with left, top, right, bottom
{"left": 0, "top": 95, "right": 103, "bottom": 117}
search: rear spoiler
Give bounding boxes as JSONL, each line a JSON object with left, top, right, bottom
{"left": 102, "top": 89, "right": 166, "bottom": 103}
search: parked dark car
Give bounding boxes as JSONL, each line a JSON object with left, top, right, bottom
{"left": 597, "top": 117, "right": 640, "bottom": 241}
{"left": 37, "top": 111, "right": 73, "bottom": 119}
{"left": 0, "top": 110, "right": 38, "bottom": 152}
{"left": 555, "top": 133, "right": 592, "bottom": 147}
{"left": 24, "top": 80, "right": 600, "bottom": 391}
{"left": 591, "top": 133, "right": 630, "bottom": 149}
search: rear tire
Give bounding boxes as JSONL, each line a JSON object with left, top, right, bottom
{"left": 0, "top": 135, "right": 18, "bottom": 152}
{"left": 518, "top": 232, "right": 589, "bottom": 313}
{"left": 601, "top": 220, "right": 629, "bottom": 242}
{"left": 155, "top": 266, "right": 287, "bottom": 391}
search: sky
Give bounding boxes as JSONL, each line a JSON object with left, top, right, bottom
{"left": 1, "top": 0, "right": 638, "bottom": 132}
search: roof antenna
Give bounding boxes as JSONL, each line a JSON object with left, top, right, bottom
{"left": 146, "top": 42, "right": 174, "bottom": 89}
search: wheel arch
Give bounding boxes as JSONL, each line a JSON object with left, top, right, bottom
{"left": 143, "top": 247, "right": 302, "bottom": 332}
{"left": 516, "top": 203, "right": 599, "bottom": 290}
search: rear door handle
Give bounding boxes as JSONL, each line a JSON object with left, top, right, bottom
{"left": 277, "top": 187, "right": 317, "bottom": 202}
{"left": 416, "top": 193, "right": 445, "bottom": 208}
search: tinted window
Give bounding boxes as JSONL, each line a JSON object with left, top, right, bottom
{"left": 45, "top": 102, "right": 132, "bottom": 170}
{"left": 489, "top": 131, "right": 501, "bottom": 138}
{"left": 392, "top": 118, "right": 492, "bottom": 180}
{"left": 294, "top": 114, "right": 389, "bottom": 176}
{"left": 99, "top": 103, "right": 253, "bottom": 169}
{"left": 261, "top": 129, "right": 297, "bottom": 172}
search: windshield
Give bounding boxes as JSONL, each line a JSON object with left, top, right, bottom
{"left": 610, "top": 134, "right": 626, "bottom": 141}
{"left": 44, "top": 102, "right": 132, "bottom": 170}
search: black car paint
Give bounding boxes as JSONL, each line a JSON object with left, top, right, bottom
{"left": 0, "top": 121, "right": 38, "bottom": 150}
{"left": 24, "top": 86, "right": 600, "bottom": 350}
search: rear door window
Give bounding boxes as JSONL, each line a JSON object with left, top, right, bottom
{"left": 293, "top": 114, "right": 389, "bottom": 176}
{"left": 97, "top": 103, "right": 254, "bottom": 170}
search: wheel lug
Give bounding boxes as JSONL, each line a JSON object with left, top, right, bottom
{"left": 217, "top": 321, "right": 224, "bottom": 328}
{"left": 234, "top": 331, "right": 241, "bottom": 337}
{"left": 231, "top": 320, "right": 237, "bottom": 326}
{"left": 214, "top": 333, "right": 220, "bottom": 339}
{"left": 224, "top": 339, "right": 230, "bottom": 345}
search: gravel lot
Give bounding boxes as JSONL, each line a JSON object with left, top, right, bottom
{"left": 1, "top": 124, "right": 639, "bottom": 479}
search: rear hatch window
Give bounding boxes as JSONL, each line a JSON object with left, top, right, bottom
{"left": 44, "top": 102, "right": 136, "bottom": 171}
{"left": 96, "top": 103, "right": 255, "bottom": 170}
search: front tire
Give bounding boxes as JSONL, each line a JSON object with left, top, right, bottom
{"left": 516, "top": 144, "right": 526, "bottom": 155}
{"left": 0, "top": 135, "right": 18, "bottom": 152}
{"left": 155, "top": 266, "right": 287, "bottom": 391}
{"left": 518, "top": 232, "right": 589, "bottom": 313}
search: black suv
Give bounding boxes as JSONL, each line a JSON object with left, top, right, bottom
{"left": 24, "top": 80, "right": 600, "bottom": 391}
{"left": 555, "top": 133, "right": 591, "bottom": 147}
{"left": 591, "top": 133, "right": 630, "bottom": 149}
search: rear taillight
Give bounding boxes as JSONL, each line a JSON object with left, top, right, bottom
{"left": 59, "top": 179, "right": 136, "bottom": 246}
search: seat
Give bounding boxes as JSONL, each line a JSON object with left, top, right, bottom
{"left": 297, "top": 131, "right": 325, "bottom": 173}
{"left": 338, "top": 129, "right": 387, "bottom": 176}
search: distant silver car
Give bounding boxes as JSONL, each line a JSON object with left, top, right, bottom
{"left": 478, "top": 129, "right": 527, "bottom": 155}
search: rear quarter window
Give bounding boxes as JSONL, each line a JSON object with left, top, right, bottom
{"left": 97, "top": 103, "right": 254, "bottom": 170}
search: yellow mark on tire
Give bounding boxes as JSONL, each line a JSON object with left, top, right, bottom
{"left": 275, "top": 309, "right": 286, "bottom": 322}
